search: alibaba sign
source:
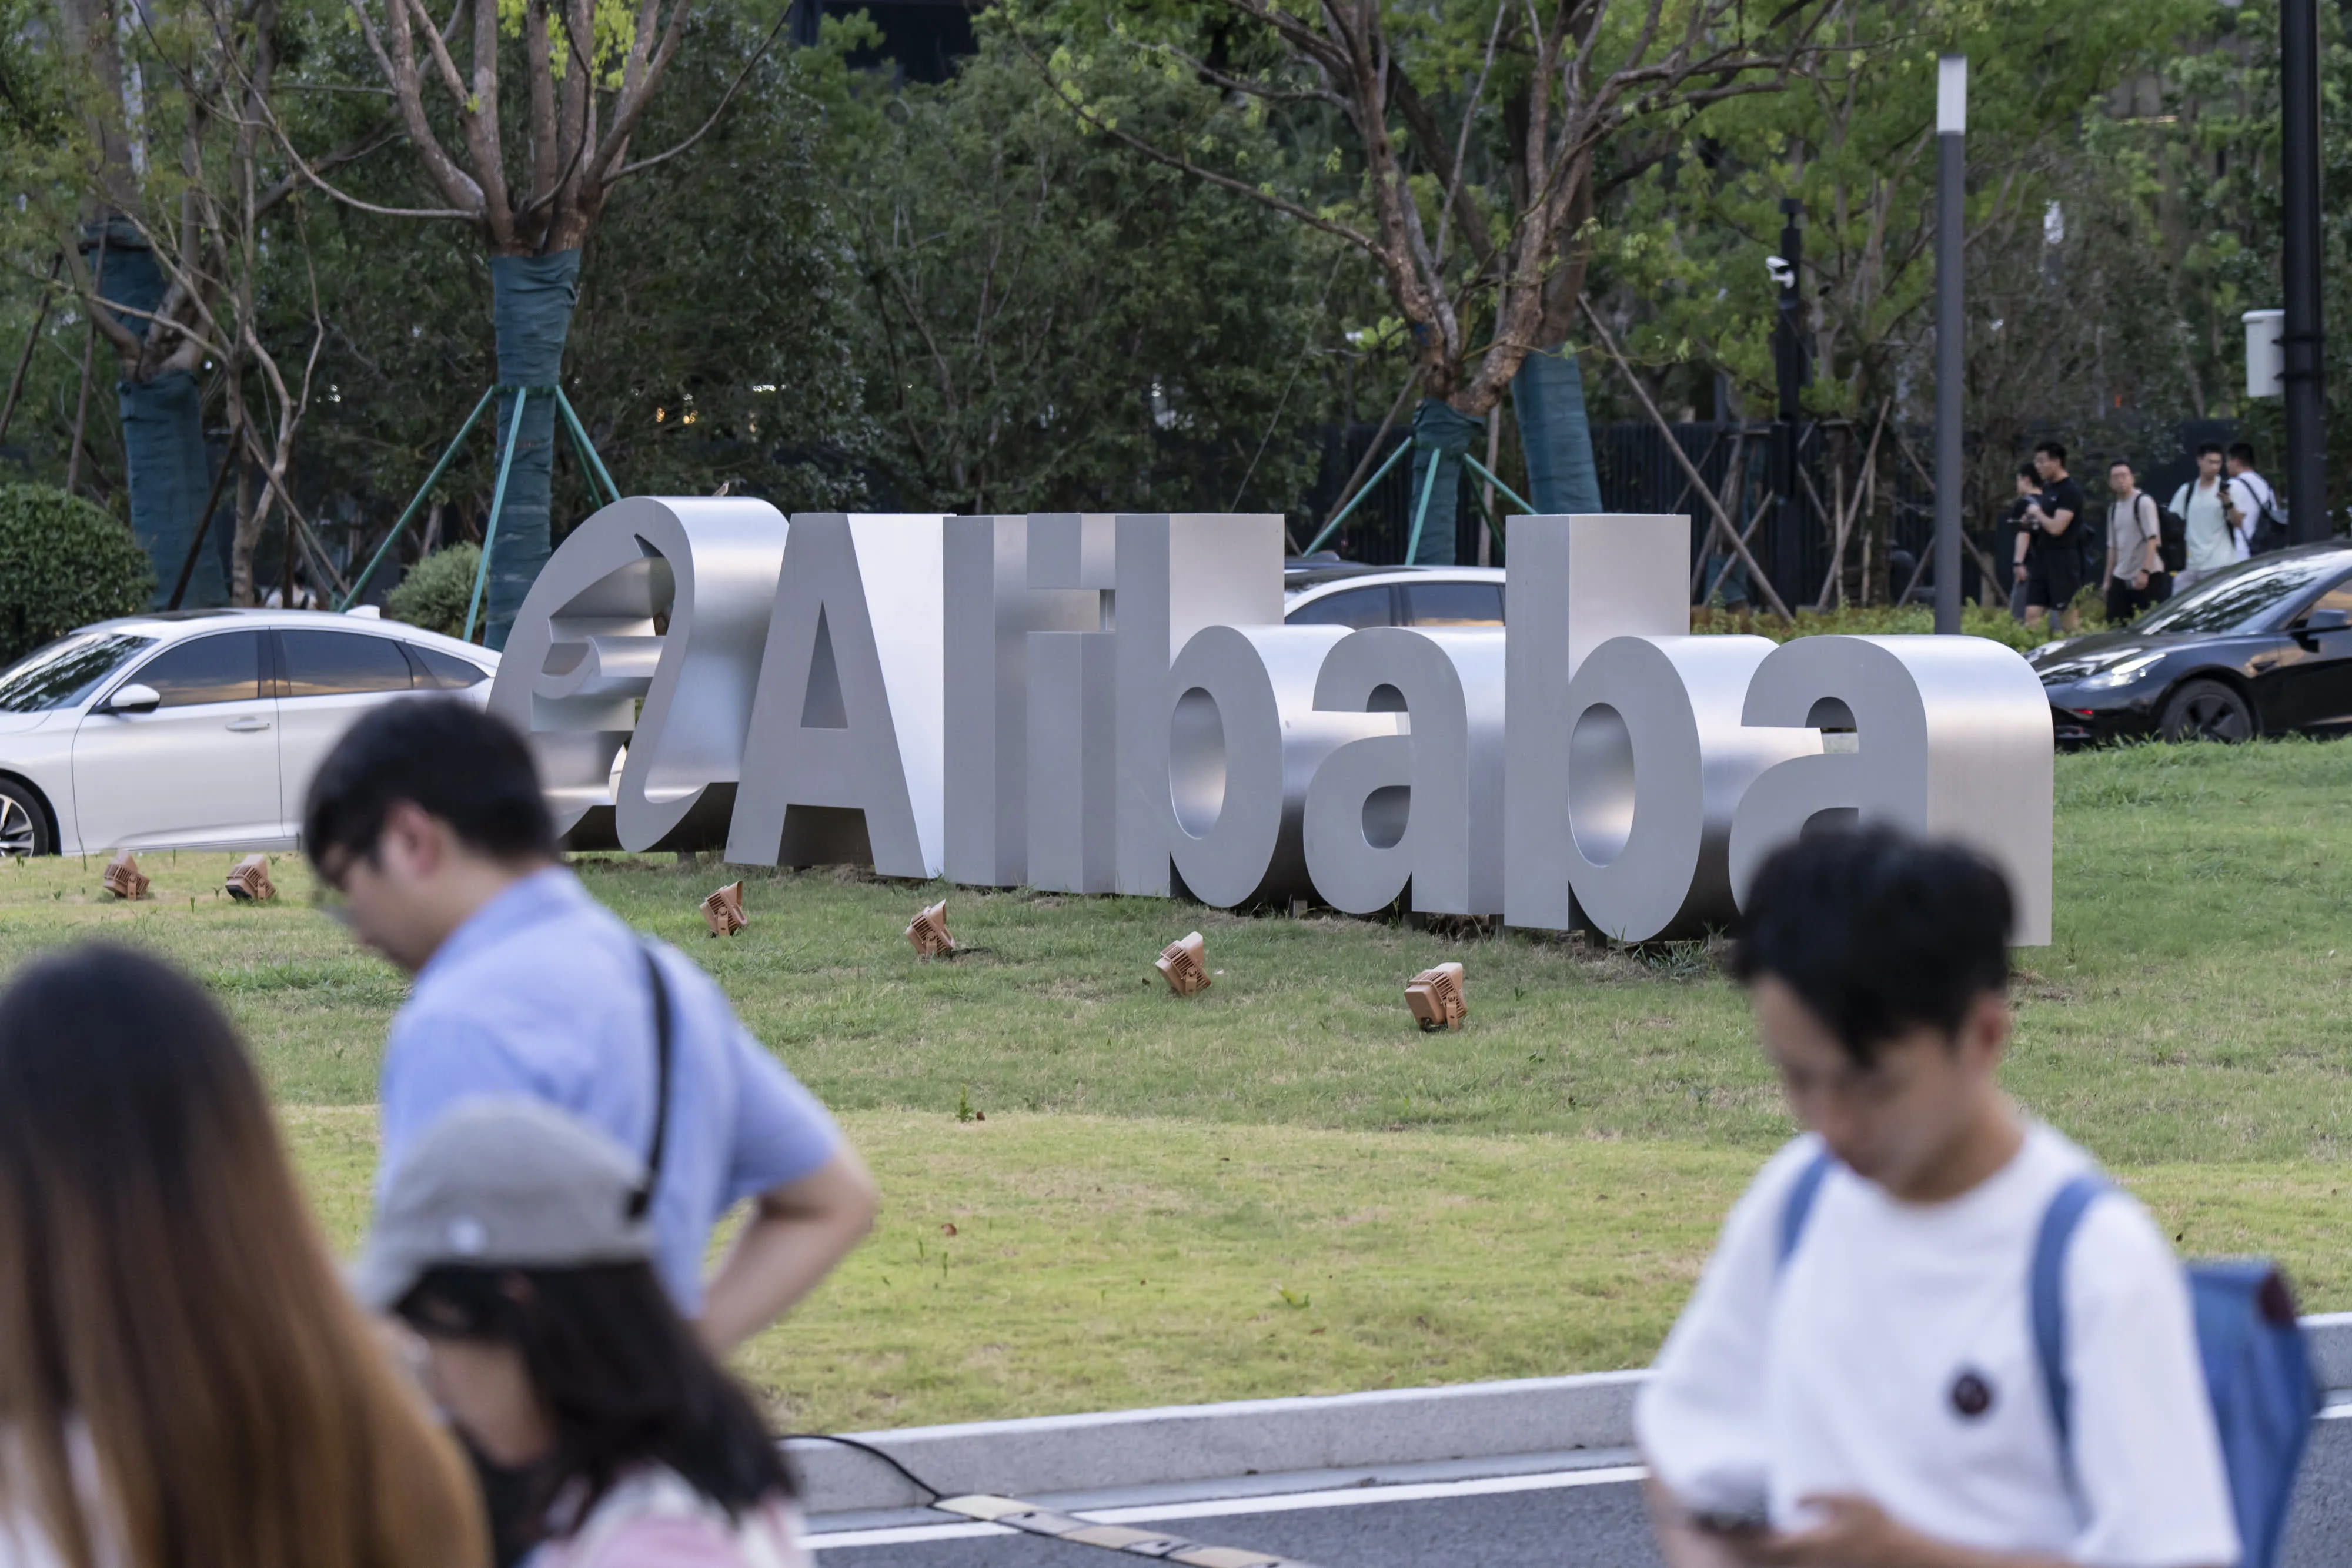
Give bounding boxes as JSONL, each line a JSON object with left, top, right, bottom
{"left": 490, "top": 502, "right": 2053, "bottom": 944}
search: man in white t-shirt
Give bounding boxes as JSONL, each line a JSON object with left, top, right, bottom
{"left": 2171, "top": 442, "right": 2242, "bottom": 591}
{"left": 1636, "top": 827, "right": 2237, "bottom": 1568}
{"left": 2224, "top": 443, "right": 2280, "bottom": 557}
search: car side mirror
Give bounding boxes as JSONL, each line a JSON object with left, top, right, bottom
{"left": 2300, "top": 607, "right": 2352, "bottom": 634}
{"left": 102, "top": 683, "right": 161, "bottom": 714}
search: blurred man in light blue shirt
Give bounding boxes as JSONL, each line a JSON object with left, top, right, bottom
{"left": 306, "top": 698, "right": 876, "bottom": 1353}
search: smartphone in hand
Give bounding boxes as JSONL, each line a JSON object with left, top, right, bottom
{"left": 1688, "top": 1500, "right": 1770, "bottom": 1536}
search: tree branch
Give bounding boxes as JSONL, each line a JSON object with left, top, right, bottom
{"left": 1581, "top": 293, "right": 1793, "bottom": 621}
{"left": 612, "top": 0, "right": 796, "bottom": 179}
{"left": 1016, "top": 29, "right": 1383, "bottom": 256}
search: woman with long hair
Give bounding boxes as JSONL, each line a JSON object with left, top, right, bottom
{"left": 0, "top": 942, "right": 486, "bottom": 1568}
{"left": 359, "top": 1098, "right": 805, "bottom": 1567}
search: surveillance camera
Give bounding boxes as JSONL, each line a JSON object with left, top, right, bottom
{"left": 1765, "top": 255, "right": 1796, "bottom": 289}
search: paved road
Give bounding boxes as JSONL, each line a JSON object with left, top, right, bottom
{"left": 811, "top": 1410, "right": 2352, "bottom": 1567}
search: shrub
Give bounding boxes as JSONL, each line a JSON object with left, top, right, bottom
{"left": 1690, "top": 601, "right": 2051, "bottom": 653}
{"left": 384, "top": 544, "right": 482, "bottom": 641}
{"left": 0, "top": 485, "right": 157, "bottom": 664}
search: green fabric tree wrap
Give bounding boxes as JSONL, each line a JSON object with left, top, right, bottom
{"left": 1405, "top": 399, "right": 1483, "bottom": 565}
{"left": 1510, "top": 344, "right": 1604, "bottom": 517}
{"left": 93, "top": 230, "right": 226, "bottom": 609}
{"left": 485, "top": 250, "right": 583, "bottom": 650}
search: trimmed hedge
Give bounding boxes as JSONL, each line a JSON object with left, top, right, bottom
{"left": 0, "top": 485, "right": 157, "bottom": 664}
{"left": 384, "top": 543, "right": 481, "bottom": 641}
{"left": 1690, "top": 601, "right": 2058, "bottom": 652}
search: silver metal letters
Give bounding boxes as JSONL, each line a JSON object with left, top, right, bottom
{"left": 490, "top": 503, "right": 2057, "bottom": 942}
{"left": 724, "top": 513, "right": 947, "bottom": 878}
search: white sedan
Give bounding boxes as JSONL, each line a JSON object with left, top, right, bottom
{"left": 0, "top": 609, "right": 497, "bottom": 857}
{"left": 1282, "top": 561, "right": 1506, "bottom": 627}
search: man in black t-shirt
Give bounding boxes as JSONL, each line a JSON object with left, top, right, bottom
{"left": 2018, "top": 440, "right": 2086, "bottom": 633}
{"left": 1997, "top": 463, "right": 2043, "bottom": 622}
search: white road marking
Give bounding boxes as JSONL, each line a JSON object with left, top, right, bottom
{"left": 804, "top": 1464, "right": 1650, "bottom": 1552}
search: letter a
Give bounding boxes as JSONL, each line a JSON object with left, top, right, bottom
{"left": 727, "top": 514, "right": 946, "bottom": 876}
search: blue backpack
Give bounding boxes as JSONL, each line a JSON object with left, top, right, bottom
{"left": 1780, "top": 1154, "right": 2319, "bottom": 1568}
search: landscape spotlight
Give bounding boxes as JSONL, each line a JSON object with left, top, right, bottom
{"left": 1156, "top": 932, "right": 1210, "bottom": 997}
{"left": 906, "top": 900, "right": 956, "bottom": 959}
{"left": 702, "top": 881, "right": 747, "bottom": 937}
{"left": 1405, "top": 962, "right": 1467, "bottom": 1031}
{"left": 101, "top": 851, "right": 149, "bottom": 901}
{"left": 226, "top": 854, "right": 276, "bottom": 902}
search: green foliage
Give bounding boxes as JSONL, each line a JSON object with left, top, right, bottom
{"left": 1598, "top": 0, "right": 2209, "bottom": 514}
{"left": 1690, "top": 601, "right": 2051, "bottom": 651}
{"left": 810, "top": 18, "right": 1341, "bottom": 517}
{"left": 2117, "top": 0, "right": 2352, "bottom": 513}
{"left": 0, "top": 484, "right": 156, "bottom": 661}
{"left": 265, "top": 11, "right": 871, "bottom": 536}
{"left": 1607, "top": 0, "right": 2196, "bottom": 400}
{"left": 383, "top": 544, "right": 482, "bottom": 640}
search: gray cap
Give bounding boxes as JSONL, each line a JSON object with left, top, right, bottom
{"left": 353, "top": 1097, "right": 655, "bottom": 1312}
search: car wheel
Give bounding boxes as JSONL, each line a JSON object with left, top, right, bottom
{"left": 2159, "top": 679, "right": 2256, "bottom": 744}
{"left": 0, "top": 779, "right": 51, "bottom": 857}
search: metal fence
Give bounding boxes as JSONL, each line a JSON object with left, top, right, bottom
{"left": 1304, "top": 416, "right": 2243, "bottom": 608}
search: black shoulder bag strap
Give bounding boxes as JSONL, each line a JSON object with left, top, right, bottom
{"left": 628, "top": 943, "right": 675, "bottom": 1221}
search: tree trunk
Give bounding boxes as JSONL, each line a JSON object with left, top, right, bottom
{"left": 1509, "top": 346, "right": 1603, "bottom": 515}
{"left": 483, "top": 249, "right": 582, "bottom": 648}
{"left": 1505, "top": 192, "right": 1604, "bottom": 517}
{"left": 230, "top": 363, "right": 267, "bottom": 605}
{"left": 98, "top": 232, "right": 226, "bottom": 607}
{"left": 1403, "top": 398, "right": 1481, "bottom": 564}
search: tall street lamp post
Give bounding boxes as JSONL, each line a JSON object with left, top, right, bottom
{"left": 1934, "top": 55, "right": 1966, "bottom": 634}
{"left": 2281, "top": 0, "right": 2327, "bottom": 542}
{"left": 1771, "top": 199, "right": 1806, "bottom": 608}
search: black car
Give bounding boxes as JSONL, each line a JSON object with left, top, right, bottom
{"left": 2030, "top": 543, "right": 2352, "bottom": 744}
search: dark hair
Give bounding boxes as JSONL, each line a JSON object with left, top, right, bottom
{"left": 397, "top": 1262, "right": 793, "bottom": 1540}
{"left": 304, "top": 698, "right": 556, "bottom": 869}
{"left": 2198, "top": 442, "right": 2225, "bottom": 460}
{"left": 2107, "top": 456, "right": 2134, "bottom": 473}
{"left": 0, "top": 946, "right": 487, "bottom": 1568}
{"left": 2016, "top": 462, "right": 2040, "bottom": 482}
{"left": 2033, "top": 440, "right": 2067, "bottom": 464}
{"left": 1728, "top": 825, "right": 2013, "bottom": 1066}
{"left": 2229, "top": 441, "right": 2258, "bottom": 466}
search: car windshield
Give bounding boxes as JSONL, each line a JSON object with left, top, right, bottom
{"left": 2132, "top": 554, "right": 2348, "bottom": 636}
{"left": 0, "top": 632, "right": 157, "bottom": 713}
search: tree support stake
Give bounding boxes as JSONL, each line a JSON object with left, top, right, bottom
{"left": 464, "top": 389, "right": 531, "bottom": 644}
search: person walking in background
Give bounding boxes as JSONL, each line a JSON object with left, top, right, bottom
{"left": 2103, "top": 458, "right": 2169, "bottom": 625}
{"left": 1638, "top": 828, "right": 2237, "bottom": 1568}
{"left": 0, "top": 944, "right": 486, "bottom": 1568}
{"left": 2170, "top": 442, "right": 2241, "bottom": 591}
{"left": 2019, "top": 440, "right": 2087, "bottom": 633}
{"left": 305, "top": 699, "right": 877, "bottom": 1564}
{"left": 361, "top": 1099, "right": 808, "bottom": 1568}
{"left": 2000, "top": 463, "right": 2044, "bottom": 622}
{"left": 2224, "top": 443, "right": 2284, "bottom": 557}
{"left": 306, "top": 699, "right": 877, "bottom": 1347}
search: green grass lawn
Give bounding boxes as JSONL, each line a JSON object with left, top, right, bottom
{"left": 6, "top": 737, "right": 2351, "bottom": 1430}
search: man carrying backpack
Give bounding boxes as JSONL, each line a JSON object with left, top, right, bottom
{"left": 2225, "top": 443, "right": 2287, "bottom": 557}
{"left": 1638, "top": 827, "right": 2255, "bottom": 1568}
{"left": 2171, "top": 442, "right": 2243, "bottom": 591}
{"left": 2103, "top": 458, "right": 2169, "bottom": 624}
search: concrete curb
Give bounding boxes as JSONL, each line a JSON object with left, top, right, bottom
{"left": 794, "top": 1313, "right": 2352, "bottom": 1516}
